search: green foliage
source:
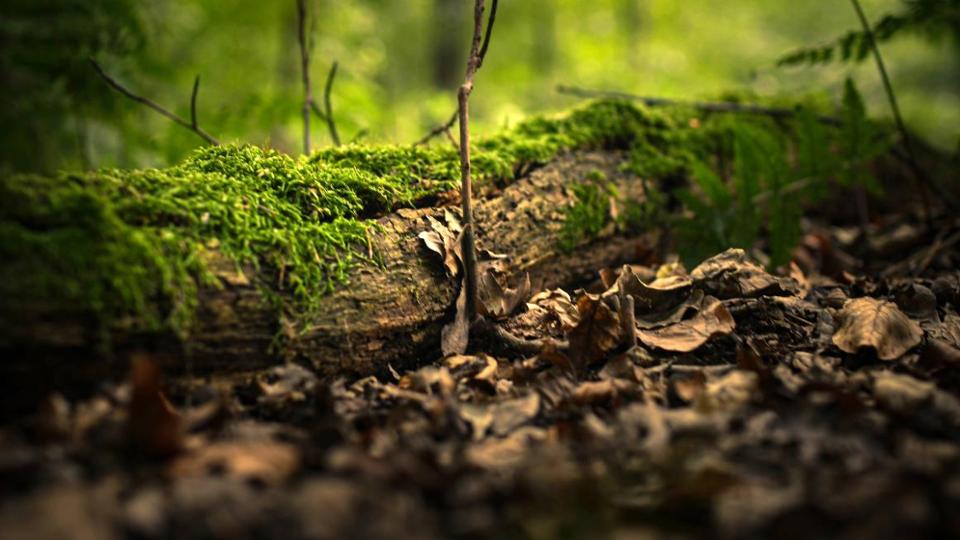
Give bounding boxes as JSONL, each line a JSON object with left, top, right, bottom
{"left": 675, "top": 79, "right": 892, "bottom": 268}
{"left": 778, "top": 0, "right": 960, "bottom": 66}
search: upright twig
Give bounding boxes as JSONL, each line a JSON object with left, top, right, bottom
{"left": 459, "top": 0, "right": 498, "bottom": 322}
{"left": 418, "top": 0, "right": 498, "bottom": 148}
{"left": 849, "top": 0, "right": 953, "bottom": 215}
{"left": 557, "top": 85, "right": 842, "bottom": 126}
{"left": 190, "top": 75, "right": 200, "bottom": 130}
{"left": 296, "top": 0, "right": 313, "bottom": 155}
{"left": 89, "top": 59, "right": 220, "bottom": 146}
{"left": 322, "top": 61, "right": 341, "bottom": 146}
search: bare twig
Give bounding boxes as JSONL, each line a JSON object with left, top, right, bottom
{"left": 190, "top": 75, "right": 200, "bottom": 129}
{"left": 322, "top": 61, "right": 341, "bottom": 146}
{"left": 296, "top": 0, "right": 313, "bottom": 155}
{"left": 849, "top": 0, "right": 954, "bottom": 215}
{"left": 459, "top": 0, "right": 498, "bottom": 323}
{"left": 618, "top": 269, "right": 637, "bottom": 349}
{"left": 556, "top": 84, "right": 842, "bottom": 126}
{"left": 417, "top": 0, "right": 499, "bottom": 148}
{"left": 414, "top": 109, "right": 458, "bottom": 147}
{"left": 89, "top": 59, "right": 220, "bottom": 145}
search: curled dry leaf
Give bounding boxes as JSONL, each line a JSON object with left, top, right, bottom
{"left": 441, "top": 277, "right": 470, "bottom": 357}
{"left": 529, "top": 288, "right": 579, "bottom": 331}
{"left": 831, "top": 297, "right": 923, "bottom": 360}
{"left": 567, "top": 293, "right": 621, "bottom": 368}
{"left": 636, "top": 296, "right": 735, "bottom": 353}
{"left": 691, "top": 248, "right": 799, "bottom": 299}
{"left": 418, "top": 213, "right": 463, "bottom": 278}
{"left": 478, "top": 270, "right": 531, "bottom": 320}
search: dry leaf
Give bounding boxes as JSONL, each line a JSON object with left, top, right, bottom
{"left": 567, "top": 293, "right": 621, "bottom": 368}
{"left": 478, "top": 270, "right": 531, "bottom": 320}
{"left": 529, "top": 288, "right": 580, "bottom": 330}
{"left": 441, "top": 276, "right": 470, "bottom": 357}
{"left": 636, "top": 296, "right": 735, "bottom": 352}
{"left": 831, "top": 297, "right": 923, "bottom": 360}
{"left": 691, "top": 248, "right": 799, "bottom": 299}
{"left": 418, "top": 214, "right": 463, "bottom": 278}
{"left": 168, "top": 441, "right": 300, "bottom": 486}
{"left": 127, "top": 354, "right": 183, "bottom": 457}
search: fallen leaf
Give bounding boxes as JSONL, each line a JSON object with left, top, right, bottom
{"left": 691, "top": 248, "right": 799, "bottom": 299}
{"left": 831, "top": 297, "right": 923, "bottom": 360}
{"left": 168, "top": 441, "right": 300, "bottom": 486}
{"left": 441, "top": 276, "right": 470, "bottom": 356}
{"left": 636, "top": 296, "right": 735, "bottom": 352}
{"left": 567, "top": 293, "right": 621, "bottom": 368}
{"left": 529, "top": 288, "right": 580, "bottom": 330}
{"left": 478, "top": 270, "right": 531, "bottom": 320}
{"left": 418, "top": 214, "right": 464, "bottom": 278}
{"left": 127, "top": 354, "right": 183, "bottom": 457}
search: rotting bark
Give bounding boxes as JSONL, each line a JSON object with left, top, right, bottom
{"left": 0, "top": 150, "right": 652, "bottom": 411}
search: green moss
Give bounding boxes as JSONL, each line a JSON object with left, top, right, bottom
{"left": 557, "top": 174, "right": 617, "bottom": 253}
{"left": 0, "top": 98, "right": 785, "bottom": 343}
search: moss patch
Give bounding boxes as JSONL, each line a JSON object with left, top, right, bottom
{"left": 0, "top": 98, "right": 801, "bottom": 343}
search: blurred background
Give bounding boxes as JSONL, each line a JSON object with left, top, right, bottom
{"left": 1, "top": 0, "right": 957, "bottom": 174}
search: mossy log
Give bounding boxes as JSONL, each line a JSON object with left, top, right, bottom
{"left": 1, "top": 149, "right": 651, "bottom": 410}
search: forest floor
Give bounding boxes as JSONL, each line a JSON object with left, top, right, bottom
{"left": 2, "top": 208, "right": 960, "bottom": 540}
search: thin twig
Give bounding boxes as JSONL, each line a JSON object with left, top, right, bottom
{"left": 556, "top": 84, "right": 842, "bottom": 126}
{"left": 849, "top": 0, "right": 954, "bottom": 215}
{"left": 417, "top": 0, "right": 499, "bottom": 148}
{"left": 323, "top": 61, "right": 341, "bottom": 146}
{"left": 414, "top": 109, "right": 458, "bottom": 147}
{"left": 190, "top": 75, "right": 200, "bottom": 129}
{"left": 618, "top": 269, "right": 637, "bottom": 349}
{"left": 89, "top": 59, "right": 219, "bottom": 145}
{"left": 459, "top": 0, "right": 496, "bottom": 322}
{"left": 296, "top": 0, "right": 312, "bottom": 155}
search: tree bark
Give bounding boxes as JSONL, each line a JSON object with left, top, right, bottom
{"left": 1, "top": 150, "right": 653, "bottom": 412}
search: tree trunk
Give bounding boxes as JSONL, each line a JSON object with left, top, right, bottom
{"left": 1, "top": 150, "right": 653, "bottom": 413}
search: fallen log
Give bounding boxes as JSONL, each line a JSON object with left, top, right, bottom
{"left": 0, "top": 147, "right": 652, "bottom": 411}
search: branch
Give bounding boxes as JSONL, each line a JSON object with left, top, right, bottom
{"left": 89, "top": 59, "right": 220, "bottom": 146}
{"left": 415, "top": 0, "right": 498, "bottom": 147}
{"left": 190, "top": 75, "right": 200, "bottom": 129}
{"left": 297, "top": 0, "right": 312, "bottom": 155}
{"left": 323, "top": 61, "right": 341, "bottom": 146}
{"left": 849, "top": 0, "right": 956, "bottom": 213}
{"left": 459, "top": 0, "right": 496, "bottom": 324}
{"left": 556, "top": 85, "right": 842, "bottom": 126}
{"left": 414, "top": 109, "right": 458, "bottom": 147}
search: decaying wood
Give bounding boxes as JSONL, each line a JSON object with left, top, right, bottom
{"left": 1, "top": 150, "right": 653, "bottom": 411}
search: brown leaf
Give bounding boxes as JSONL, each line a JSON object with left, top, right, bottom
{"left": 168, "top": 441, "right": 300, "bottom": 486}
{"left": 418, "top": 214, "right": 463, "bottom": 278}
{"left": 831, "top": 297, "right": 923, "bottom": 360}
{"left": 478, "top": 270, "right": 531, "bottom": 320}
{"left": 127, "top": 354, "right": 183, "bottom": 457}
{"left": 529, "top": 289, "right": 580, "bottom": 331}
{"left": 441, "top": 276, "right": 470, "bottom": 357}
{"left": 636, "top": 296, "right": 735, "bottom": 352}
{"left": 691, "top": 248, "right": 798, "bottom": 299}
{"left": 567, "top": 293, "right": 621, "bottom": 368}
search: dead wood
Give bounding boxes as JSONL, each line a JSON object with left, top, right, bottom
{"left": 1, "top": 150, "right": 652, "bottom": 411}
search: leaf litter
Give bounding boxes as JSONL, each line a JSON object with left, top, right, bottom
{"left": 4, "top": 220, "right": 960, "bottom": 539}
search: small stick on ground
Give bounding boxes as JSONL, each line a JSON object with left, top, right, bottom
{"left": 90, "top": 59, "right": 220, "bottom": 146}
{"left": 618, "top": 270, "right": 637, "bottom": 349}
